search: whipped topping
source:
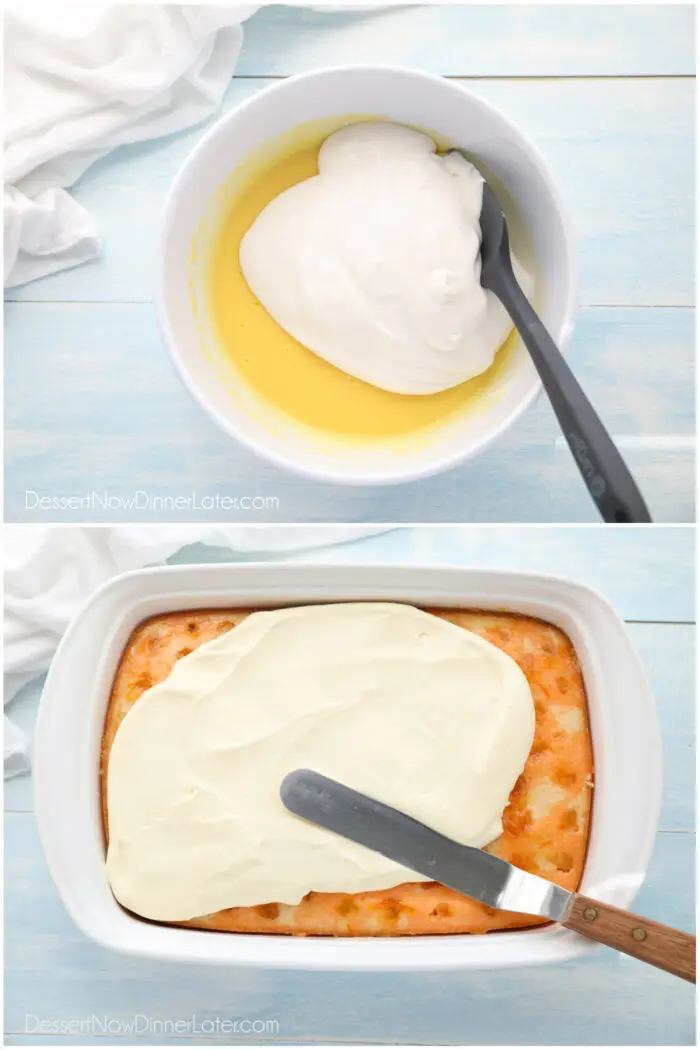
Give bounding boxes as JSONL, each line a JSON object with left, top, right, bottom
{"left": 106, "top": 603, "right": 535, "bottom": 921}
{"left": 240, "top": 122, "right": 533, "bottom": 395}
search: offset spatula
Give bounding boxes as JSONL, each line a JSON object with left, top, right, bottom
{"left": 281, "top": 769, "right": 695, "bottom": 983}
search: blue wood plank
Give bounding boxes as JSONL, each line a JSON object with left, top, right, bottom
{"left": 4, "top": 811, "right": 694, "bottom": 1045}
{"left": 632, "top": 623, "right": 695, "bottom": 832}
{"left": 285, "top": 525, "right": 696, "bottom": 624}
{"left": 6, "top": 77, "right": 694, "bottom": 307}
{"left": 237, "top": 4, "right": 696, "bottom": 77}
{"left": 4, "top": 305, "right": 694, "bottom": 523}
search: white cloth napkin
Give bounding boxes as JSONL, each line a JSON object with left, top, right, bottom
{"left": 4, "top": 525, "right": 388, "bottom": 777}
{"left": 3, "top": 3, "right": 262, "bottom": 287}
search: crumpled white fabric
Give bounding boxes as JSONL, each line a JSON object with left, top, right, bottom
{"left": 4, "top": 525, "right": 388, "bottom": 777}
{"left": 3, "top": 2, "right": 261, "bottom": 287}
{"left": 3, "top": 2, "right": 390, "bottom": 287}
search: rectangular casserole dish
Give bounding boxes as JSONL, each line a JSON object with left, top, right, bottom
{"left": 34, "top": 563, "right": 661, "bottom": 971}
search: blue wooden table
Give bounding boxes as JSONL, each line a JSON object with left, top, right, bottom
{"left": 4, "top": 525, "right": 695, "bottom": 1045}
{"left": 4, "top": 4, "right": 695, "bottom": 523}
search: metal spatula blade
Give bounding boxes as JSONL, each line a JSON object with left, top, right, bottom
{"left": 280, "top": 768, "right": 695, "bottom": 983}
{"left": 280, "top": 768, "right": 571, "bottom": 920}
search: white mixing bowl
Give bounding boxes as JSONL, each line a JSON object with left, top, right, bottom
{"left": 155, "top": 66, "right": 577, "bottom": 486}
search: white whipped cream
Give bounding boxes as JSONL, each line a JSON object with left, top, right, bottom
{"left": 106, "top": 603, "right": 535, "bottom": 921}
{"left": 240, "top": 122, "right": 533, "bottom": 395}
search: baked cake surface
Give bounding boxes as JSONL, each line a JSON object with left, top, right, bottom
{"left": 101, "top": 606, "right": 593, "bottom": 936}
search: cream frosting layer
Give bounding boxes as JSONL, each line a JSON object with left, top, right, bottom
{"left": 106, "top": 603, "right": 535, "bottom": 921}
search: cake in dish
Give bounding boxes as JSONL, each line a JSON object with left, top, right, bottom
{"left": 101, "top": 605, "right": 593, "bottom": 936}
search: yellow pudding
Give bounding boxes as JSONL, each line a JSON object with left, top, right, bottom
{"left": 201, "top": 120, "right": 518, "bottom": 445}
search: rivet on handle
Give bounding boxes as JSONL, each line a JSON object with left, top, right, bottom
{"left": 583, "top": 907, "right": 598, "bottom": 921}
{"left": 632, "top": 928, "right": 648, "bottom": 942}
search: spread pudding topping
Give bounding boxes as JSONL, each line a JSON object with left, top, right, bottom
{"left": 106, "top": 603, "right": 535, "bottom": 921}
{"left": 239, "top": 122, "right": 533, "bottom": 396}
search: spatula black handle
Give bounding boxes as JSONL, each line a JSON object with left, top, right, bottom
{"left": 487, "top": 263, "right": 652, "bottom": 524}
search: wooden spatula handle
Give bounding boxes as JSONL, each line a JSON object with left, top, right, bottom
{"left": 562, "top": 893, "right": 695, "bottom": 982}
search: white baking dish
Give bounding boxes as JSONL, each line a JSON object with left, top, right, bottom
{"left": 34, "top": 564, "right": 661, "bottom": 971}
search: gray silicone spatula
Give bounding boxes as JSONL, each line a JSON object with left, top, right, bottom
{"left": 281, "top": 769, "right": 695, "bottom": 983}
{"left": 451, "top": 151, "right": 651, "bottom": 523}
